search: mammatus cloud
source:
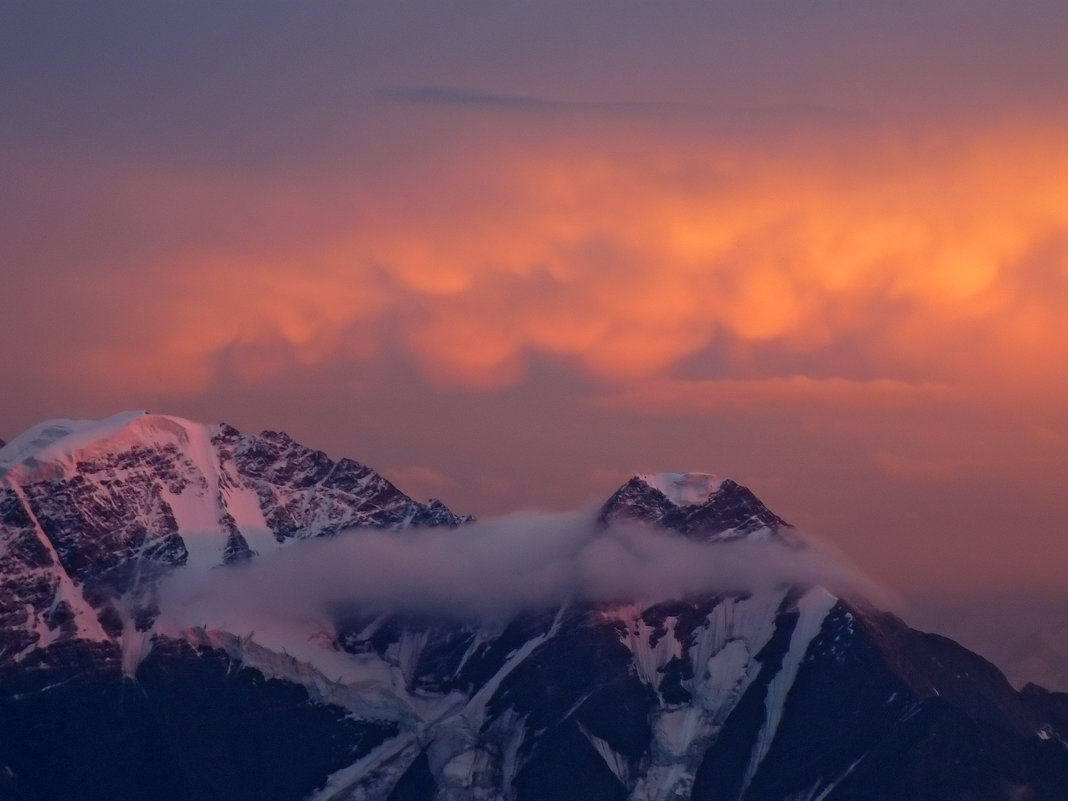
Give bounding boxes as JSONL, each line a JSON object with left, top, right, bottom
{"left": 157, "top": 510, "right": 890, "bottom": 636}
{"left": 9, "top": 120, "right": 1068, "bottom": 402}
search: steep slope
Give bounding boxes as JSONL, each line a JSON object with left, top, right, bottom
{"left": 1, "top": 418, "right": 1066, "bottom": 801}
{"left": 0, "top": 411, "right": 468, "bottom": 662}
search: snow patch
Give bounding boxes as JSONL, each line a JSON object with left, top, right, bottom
{"left": 219, "top": 479, "right": 276, "bottom": 554}
{"left": 8, "top": 485, "right": 109, "bottom": 646}
{"left": 627, "top": 590, "right": 786, "bottom": 801}
{"left": 306, "top": 733, "right": 419, "bottom": 801}
{"left": 161, "top": 483, "right": 227, "bottom": 573}
{"left": 462, "top": 603, "right": 566, "bottom": 728}
{"left": 699, "top": 639, "right": 752, "bottom": 711}
{"left": 579, "top": 721, "right": 631, "bottom": 786}
{"left": 120, "top": 618, "right": 154, "bottom": 677}
{"left": 742, "top": 587, "right": 838, "bottom": 792}
{"left": 605, "top": 604, "right": 683, "bottom": 695}
{"left": 175, "top": 626, "right": 420, "bottom": 724}
{"left": 637, "top": 473, "right": 723, "bottom": 507}
{"left": 389, "top": 629, "right": 430, "bottom": 689}
{"left": 0, "top": 411, "right": 149, "bottom": 476}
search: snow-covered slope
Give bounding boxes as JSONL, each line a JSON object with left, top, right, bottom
{"left": 0, "top": 412, "right": 468, "bottom": 662}
{"left": 1, "top": 419, "right": 1067, "bottom": 801}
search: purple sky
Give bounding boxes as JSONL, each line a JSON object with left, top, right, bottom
{"left": 3, "top": 2, "right": 1068, "bottom": 688}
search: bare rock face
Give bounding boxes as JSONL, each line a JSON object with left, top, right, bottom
{"left": 2, "top": 419, "right": 1068, "bottom": 801}
{"left": 212, "top": 424, "right": 471, "bottom": 542}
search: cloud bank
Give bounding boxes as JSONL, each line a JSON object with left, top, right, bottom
{"left": 157, "top": 510, "right": 887, "bottom": 637}
{"left": 8, "top": 120, "right": 1068, "bottom": 404}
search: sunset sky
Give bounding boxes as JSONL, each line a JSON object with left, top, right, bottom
{"left": 3, "top": 3, "right": 1068, "bottom": 685}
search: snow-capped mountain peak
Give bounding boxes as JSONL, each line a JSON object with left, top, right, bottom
{"left": 0, "top": 410, "right": 154, "bottom": 477}
{"left": 3, "top": 414, "right": 1068, "bottom": 801}
{"left": 0, "top": 411, "right": 231, "bottom": 489}
{"left": 0, "top": 413, "right": 469, "bottom": 663}
{"left": 598, "top": 472, "right": 792, "bottom": 543}
{"left": 635, "top": 472, "right": 723, "bottom": 507}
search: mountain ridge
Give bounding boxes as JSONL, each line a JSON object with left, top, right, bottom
{"left": 1, "top": 413, "right": 1067, "bottom": 801}
{"left": 598, "top": 473, "right": 793, "bottom": 545}
{"left": 0, "top": 412, "right": 469, "bottom": 663}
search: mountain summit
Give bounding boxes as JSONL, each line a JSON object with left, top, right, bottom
{"left": 598, "top": 472, "right": 791, "bottom": 543}
{"left": 636, "top": 473, "right": 726, "bottom": 506}
{"left": 2, "top": 415, "right": 1067, "bottom": 801}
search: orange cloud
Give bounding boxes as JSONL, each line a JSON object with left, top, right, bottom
{"left": 353, "top": 122, "right": 1068, "bottom": 390}
{"left": 30, "top": 117, "right": 1068, "bottom": 399}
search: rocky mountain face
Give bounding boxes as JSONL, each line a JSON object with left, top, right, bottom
{"left": 1, "top": 414, "right": 1067, "bottom": 801}
{"left": 597, "top": 473, "right": 791, "bottom": 542}
{"left": 0, "top": 413, "right": 469, "bottom": 663}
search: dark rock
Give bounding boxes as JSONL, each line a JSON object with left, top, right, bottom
{"left": 0, "top": 638, "right": 396, "bottom": 801}
{"left": 598, "top": 476, "right": 789, "bottom": 541}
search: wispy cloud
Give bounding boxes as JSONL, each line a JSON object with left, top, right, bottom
{"left": 158, "top": 510, "right": 887, "bottom": 629}
{"left": 374, "top": 85, "right": 867, "bottom": 122}
{"left": 374, "top": 85, "right": 672, "bottom": 113}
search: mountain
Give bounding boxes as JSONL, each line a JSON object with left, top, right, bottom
{"left": 1, "top": 413, "right": 1067, "bottom": 801}
{"left": 597, "top": 473, "right": 793, "bottom": 543}
{"left": 0, "top": 411, "right": 468, "bottom": 663}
